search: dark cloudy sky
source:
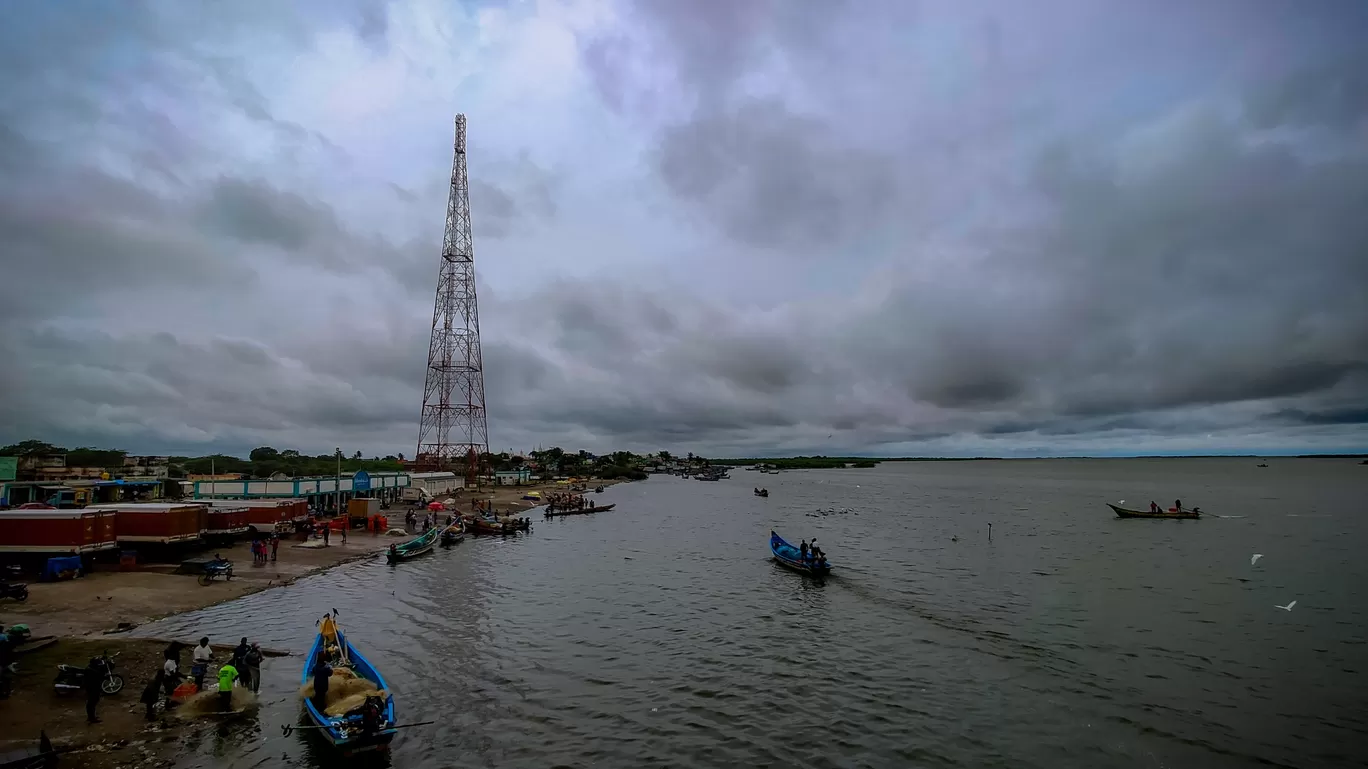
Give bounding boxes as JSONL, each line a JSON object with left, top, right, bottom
{"left": 1, "top": 1, "right": 1366, "bottom": 459}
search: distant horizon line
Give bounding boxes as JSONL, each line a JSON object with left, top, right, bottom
{"left": 715, "top": 453, "right": 1368, "bottom": 461}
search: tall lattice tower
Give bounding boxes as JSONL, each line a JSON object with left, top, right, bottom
{"left": 417, "top": 114, "right": 488, "bottom": 484}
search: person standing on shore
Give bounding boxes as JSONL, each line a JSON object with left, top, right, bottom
{"left": 191, "top": 637, "right": 212, "bottom": 690}
{"left": 140, "top": 671, "right": 163, "bottom": 721}
{"left": 270, "top": 534, "right": 279, "bottom": 562}
{"left": 340, "top": 522, "right": 347, "bottom": 545}
{"left": 162, "top": 648, "right": 182, "bottom": 703}
{"left": 84, "top": 657, "right": 103, "bottom": 723}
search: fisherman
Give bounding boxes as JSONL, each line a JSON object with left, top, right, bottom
{"left": 800, "top": 539, "right": 809, "bottom": 562}
{"left": 810, "top": 537, "right": 823, "bottom": 559}
{"left": 1174, "top": 499, "right": 1183, "bottom": 512}
{"left": 243, "top": 643, "right": 263, "bottom": 694}
{"left": 1150, "top": 501, "right": 1160, "bottom": 513}
{"left": 191, "top": 636, "right": 213, "bottom": 690}
{"left": 162, "top": 646, "right": 183, "bottom": 705}
{"left": 311, "top": 657, "right": 332, "bottom": 711}
{"left": 216, "top": 660, "right": 238, "bottom": 712}
{"left": 231, "top": 637, "right": 249, "bottom": 670}
{"left": 140, "top": 670, "right": 163, "bottom": 721}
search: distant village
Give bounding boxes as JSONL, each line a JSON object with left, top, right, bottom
{"left": 0, "top": 440, "right": 713, "bottom": 509}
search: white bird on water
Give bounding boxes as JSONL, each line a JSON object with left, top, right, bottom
{"left": 1251, "top": 554, "right": 1263, "bottom": 566}
{"left": 1275, "top": 600, "right": 1297, "bottom": 611}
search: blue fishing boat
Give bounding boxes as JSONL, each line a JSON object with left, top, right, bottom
{"left": 770, "top": 530, "right": 831, "bottom": 575}
{"left": 300, "top": 614, "right": 397, "bottom": 755}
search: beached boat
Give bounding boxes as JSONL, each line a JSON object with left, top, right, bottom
{"left": 544, "top": 503, "right": 616, "bottom": 518}
{"left": 464, "top": 517, "right": 511, "bottom": 535}
{"left": 770, "top": 531, "right": 831, "bottom": 575}
{"left": 1107, "top": 504, "right": 1201, "bottom": 520}
{"left": 301, "top": 616, "right": 397, "bottom": 755}
{"left": 385, "top": 526, "right": 442, "bottom": 563}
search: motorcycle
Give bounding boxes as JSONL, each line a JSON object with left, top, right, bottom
{"left": 0, "top": 581, "right": 29, "bottom": 602}
{"left": 54, "top": 651, "right": 124, "bottom": 695}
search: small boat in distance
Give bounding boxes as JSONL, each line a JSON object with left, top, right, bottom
{"left": 770, "top": 530, "right": 831, "bottom": 575}
{"left": 754, "top": 488, "right": 769, "bottom": 497}
{"left": 1107, "top": 503, "right": 1201, "bottom": 520}
{"left": 386, "top": 526, "right": 442, "bottom": 563}
{"left": 301, "top": 614, "right": 397, "bottom": 755}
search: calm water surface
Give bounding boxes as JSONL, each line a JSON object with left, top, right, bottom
{"left": 137, "top": 459, "right": 1368, "bottom": 768}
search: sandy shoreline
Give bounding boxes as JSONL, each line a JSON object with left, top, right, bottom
{"left": 0, "top": 478, "right": 629, "bottom": 766}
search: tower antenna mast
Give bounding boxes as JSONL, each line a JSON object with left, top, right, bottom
{"left": 417, "top": 114, "right": 488, "bottom": 486}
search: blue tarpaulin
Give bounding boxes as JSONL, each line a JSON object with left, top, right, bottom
{"left": 41, "top": 555, "right": 83, "bottom": 582}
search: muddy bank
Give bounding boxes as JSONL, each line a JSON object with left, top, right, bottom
{"left": 0, "top": 537, "right": 385, "bottom": 638}
{"left": 0, "top": 637, "right": 265, "bottom": 769}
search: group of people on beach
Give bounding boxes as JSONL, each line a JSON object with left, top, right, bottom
{"left": 134, "top": 635, "right": 264, "bottom": 722}
{"left": 249, "top": 534, "right": 279, "bottom": 564}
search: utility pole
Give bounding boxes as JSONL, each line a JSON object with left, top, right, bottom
{"left": 335, "top": 447, "right": 341, "bottom": 516}
{"left": 417, "top": 114, "right": 489, "bottom": 488}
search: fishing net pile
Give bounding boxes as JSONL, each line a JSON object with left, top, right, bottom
{"left": 174, "top": 686, "right": 258, "bottom": 717}
{"left": 298, "top": 666, "right": 388, "bottom": 716}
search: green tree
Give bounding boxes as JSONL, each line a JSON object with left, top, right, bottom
{"left": 249, "top": 446, "right": 279, "bottom": 462}
{"left": 66, "top": 447, "right": 126, "bottom": 467}
{"left": 0, "top": 440, "right": 63, "bottom": 456}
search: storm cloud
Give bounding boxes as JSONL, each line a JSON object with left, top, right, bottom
{"left": 1, "top": 0, "right": 1365, "bottom": 458}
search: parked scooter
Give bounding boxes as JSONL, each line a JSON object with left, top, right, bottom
{"left": 54, "top": 651, "right": 124, "bottom": 695}
{"left": 0, "top": 581, "right": 28, "bottom": 602}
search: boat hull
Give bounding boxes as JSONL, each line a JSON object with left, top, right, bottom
{"left": 300, "top": 627, "right": 397, "bottom": 754}
{"left": 1107, "top": 504, "right": 1200, "bottom": 520}
{"left": 769, "top": 531, "right": 831, "bottom": 575}
{"left": 544, "top": 504, "right": 616, "bottom": 518}
{"left": 386, "top": 526, "right": 443, "bottom": 563}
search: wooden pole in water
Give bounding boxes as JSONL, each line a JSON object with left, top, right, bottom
{"left": 988, "top": 523, "right": 992, "bottom": 540}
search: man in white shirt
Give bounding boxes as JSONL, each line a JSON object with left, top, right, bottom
{"left": 191, "top": 637, "right": 212, "bottom": 690}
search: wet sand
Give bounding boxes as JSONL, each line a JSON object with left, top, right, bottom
{"left": 0, "top": 536, "right": 386, "bottom": 638}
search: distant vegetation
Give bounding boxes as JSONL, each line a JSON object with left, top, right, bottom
{"left": 0, "top": 440, "right": 404, "bottom": 480}
{"left": 713, "top": 456, "right": 882, "bottom": 469}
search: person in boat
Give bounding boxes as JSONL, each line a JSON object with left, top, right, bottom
{"left": 346, "top": 693, "right": 387, "bottom": 734}
{"left": 800, "top": 539, "right": 809, "bottom": 561}
{"left": 811, "top": 537, "right": 823, "bottom": 560}
{"left": 311, "top": 656, "right": 332, "bottom": 711}
{"left": 1174, "top": 499, "right": 1183, "bottom": 512}
{"left": 1149, "top": 501, "right": 1160, "bottom": 513}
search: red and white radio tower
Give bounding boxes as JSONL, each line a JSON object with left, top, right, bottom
{"left": 417, "top": 114, "right": 488, "bottom": 484}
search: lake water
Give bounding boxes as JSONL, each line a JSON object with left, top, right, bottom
{"left": 137, "top": 458, "right": 1368, "bottom": 768}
